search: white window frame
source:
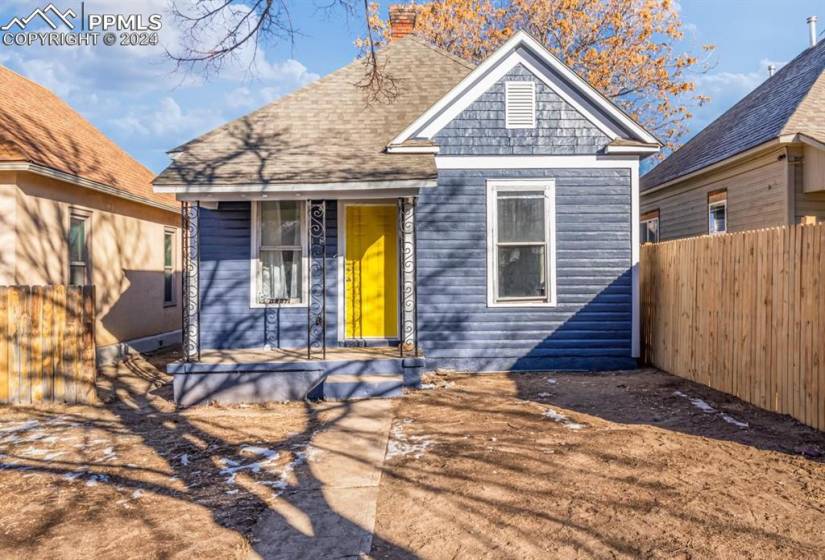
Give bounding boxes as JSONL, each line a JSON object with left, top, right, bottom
{"left": 504, "top": 81, "right": 537, "bottom": 129}
{"left": 68, "top": 208, "right": 92, "bottom": 286}
{"left": 708, "top": 199, "right": 727, "bottom": 234}
{"left": 249, "top": 200, "right": 309, "bottom": 308}
{"left": 486, "top": 179, "right": 556, "bottom": 307}
{"left": 163, "top": 227, "right": 177, "bottom": 306}
{"left": 640, "top": 216, "right": 659, "bottom": 244}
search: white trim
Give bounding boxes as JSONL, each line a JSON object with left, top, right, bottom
{"left": 436, "top": 154, "right": 639, "bottom": 169}
{"left": 155, "top": 179, "right": 437, "bottom": 195}
{"left": 337, "top": 201, "right": 401, "bottom": 340}
{"left": 605, "top": 145, "right": 660, "bottom": 154}
{"left": 249, "top": 200, "right": 309, "bottom": 309}
{"left": 178, "top": 188, "right": 425, "bottom": 202}
{"left": 385, "top": 145, "right": 440, "bottom": 154}
{"left": 486, "top": 179, "right": 557, "bottom": 308}
{"left": 0, "top": 161, "right": 178, "bottom": 213}
{"left": 631, "top": 163, "right": 640, "bottom": 358}
{"left": 708, "top": 198, "right": 727, "bottom": 234}
{"left": 391, "top": 30, "right": 658, "bottom": 146}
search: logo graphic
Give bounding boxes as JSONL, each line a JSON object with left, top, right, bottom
{"left": 1, "top": 3, "right": 77, "bottom": 31}
{"left": 2, "top": 3, "right": 162, "bottom": 48}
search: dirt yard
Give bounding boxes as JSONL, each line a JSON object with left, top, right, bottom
{"left": 1, "top": 352, "right": 824, "bottom": 559}
{"left": 0, "top": 350, "right": 338, "bottom": 559}
{"left": 373, "top": 370, "right": 825, "bottom": 559}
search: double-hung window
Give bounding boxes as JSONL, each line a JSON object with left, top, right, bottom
{"left": 163, "top": 228, "right": 176, "bottom": 306}
{"left": 487, "top": 180, "right": 556, "bottom": 307}
{"left": 68, "top": 210, "right": 90, "bottom": 285}
{"left": 708, "top": 190, "right": 727, "bottom": 234}
{"left": 251, "top": 200, "right": 307, "bottom": 306}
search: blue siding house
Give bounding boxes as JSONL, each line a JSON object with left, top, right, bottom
{"left": 154, "top": 22, "right": 659, "bottom": 405}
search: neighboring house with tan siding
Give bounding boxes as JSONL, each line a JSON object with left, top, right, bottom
{"left": 641, "top": 39, "right": 825, "bottom": 242}
{"left": 0, "top": 66, "right": 181, "bottom": 363}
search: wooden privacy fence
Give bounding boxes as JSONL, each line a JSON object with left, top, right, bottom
{"left": 641, "top": 223, "right": 825, "bottom": 431}
{"left": 0, "top": 285, "right": 96, "bottom": 405}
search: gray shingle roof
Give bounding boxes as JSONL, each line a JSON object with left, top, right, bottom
{"left": 154, "top": 37, "right": 473, "bottom": 187}
{"left": 642, "top": 40, "right": 825, "bottom": 190}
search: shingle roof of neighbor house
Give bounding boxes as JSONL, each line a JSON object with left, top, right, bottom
{"left": 642, "top": 39, "right": 825, "bottom": 191}
{"left": 154, "top": 36, "right": 474, "bottom": 187}
{"left": 0, "top": 66, "right": 175, "bottom": 208}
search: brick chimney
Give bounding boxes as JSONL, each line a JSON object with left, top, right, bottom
{"left": 389, "top": 4, "right": 417, "bottom": 41}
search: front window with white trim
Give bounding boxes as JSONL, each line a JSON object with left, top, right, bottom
{"left": 251, "top": 200, "right": 307, "bottom": 306}
{"left": 487, "top": 180, "right": 556, "bottom": 306}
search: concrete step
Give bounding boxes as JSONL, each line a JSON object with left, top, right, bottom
{"left": 319, "top": 372, "right": 405, "bottom": 400}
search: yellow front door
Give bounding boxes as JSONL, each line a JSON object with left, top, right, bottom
{"left": 345, "top": 205, "right": 398, "bottom": 339}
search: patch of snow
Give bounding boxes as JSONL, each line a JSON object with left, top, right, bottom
{"left": 543, "top": 408, "right": 586, "bottom": 430}
{"left": 219, "top": 447, "right": 280, "bottom": 484}
{"left": 179, "top": 453, "right": 189, "bottom": 466}
{"left": 226, "top": 489, "right": 239, "bottom": 495}
{"left": 721, "top": 413, "right": 749, "bottom": 428}
{"left": 386, "top": 419, "right": 433, "bottom": 459}
{"left": 131, "top": 489, "right": 143, "bottom": 499}
{"left": 419, "top": 383, "right": 435, "bottom": 390}
{"left": 546, "top": 378, "right": 558, "bottom": 385}
{"left": 673, "top": 391, "right": 749, "bottom": 429}
{"left": 85, "top": 474, "right": 109, "bottom": 487}
{"left": 0, "top": 420, "right": 40, "bottom": 433}
{"left": 537, "top": 392, "right": 551, "bottom": 398}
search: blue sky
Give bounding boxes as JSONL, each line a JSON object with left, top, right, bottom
{"left": 0, "top": 0, "right": 822, "bottom": 173}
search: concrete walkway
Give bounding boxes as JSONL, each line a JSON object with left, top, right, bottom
{"left": 248, "top": 399, "right": 397, "bottom": 559}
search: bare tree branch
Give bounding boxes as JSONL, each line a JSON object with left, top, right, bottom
{"left": 166, "top": 0, "right": 395, "bottom": 105}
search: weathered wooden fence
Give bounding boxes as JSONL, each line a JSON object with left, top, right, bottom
{"left": 641, "top": 223, "right": 825, "bottom": 431}
{"left": 0, "top": 285, "right": 96, "bottom": 404}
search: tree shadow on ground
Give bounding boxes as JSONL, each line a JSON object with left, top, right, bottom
{"left": 0, "top": 349, "right": 417, "bottom": 559}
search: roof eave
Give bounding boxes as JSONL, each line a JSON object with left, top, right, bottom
{"left": 1, "top": 161, "right": 179, "bottom": 212}
{"left": 642, "top": 137, "right": 789, "bottom": 194}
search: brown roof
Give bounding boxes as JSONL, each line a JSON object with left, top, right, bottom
{"left": 642, "top": 41, "right": 825, "bottom": 190}
{"left": 0, "top": 66, "right": 175, "bottom": 208}
{"left": 154, "top": 36, "right": 474, "bottom": 187}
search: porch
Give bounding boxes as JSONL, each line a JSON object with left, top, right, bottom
{"left": 167, "top": 346, "right": 426, "bottom": 406}
{"left": 170, "top": 195, "right": 424, "bottom": 405}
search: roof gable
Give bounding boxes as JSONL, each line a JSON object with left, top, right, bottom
{"left": 390, "top": 31, "right": 658, "bottom": 148}
{"left": 434, "top": 63, "right": 612, "bottom": 155}
{"left": 642, "top": 40, "right": 825, "bottom": 190}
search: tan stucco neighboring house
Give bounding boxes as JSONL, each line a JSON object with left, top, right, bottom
{"left": 0, "top": 66, "right": 181, "bottom": 363}
{"left": 640, "top": 39, "right": 825, "bottom": 242}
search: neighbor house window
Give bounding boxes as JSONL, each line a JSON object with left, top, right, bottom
{"left": 708, "top": 190, "right": 727, "bottom": 234}
{"left": 640, "top": 210, "right": 659, "bottom": 243}
{"left": 68, "top": 210, "right": 90, "bottom": 285}
{"left": 251, "top": 200, "right": 307, "bottom": 306}
{"left": 163, "top": 228, "right": 176, "bottom": 306}
{"left": 487, "top": 180, "right": 556, "bottom": 307}
{"left": 505, "top": 81, "right": 536, "bottom": 129}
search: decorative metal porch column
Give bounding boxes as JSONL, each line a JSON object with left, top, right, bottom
{"left": 181, "top": 201, "right": 200, "bottom": 362}
{"left": 399, "top": 197, "right": 418, "bottom": 357}
{"left": 307, "top": 200, "right": 327, "bottom": 360}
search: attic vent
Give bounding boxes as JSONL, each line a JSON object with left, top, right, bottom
{"left": 505, "top": 81, "right": 536, "bottom": 129}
